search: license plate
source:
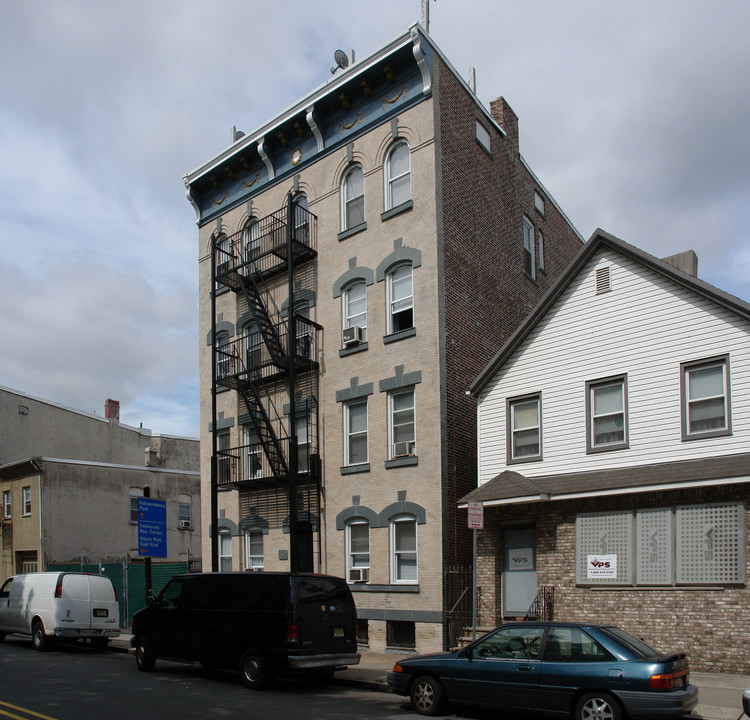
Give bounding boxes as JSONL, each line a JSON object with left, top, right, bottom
{"left": 333, "top": 627, "right": 344, "bottom": 638}
{"left": 93, "top": 609, "right": 108, "bottom": 618}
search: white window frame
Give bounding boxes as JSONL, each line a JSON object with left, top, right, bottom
{"left": 22, "top": 486, "right": 31, "bottom": 516}
{"left": 387, "top": 264, "right": 414, "bottom": 334}
{"left": 538, "top": 230, "right": 545, "bottom": 271}
{"left": 384, "top": 140, "right": 411, "bottom": 210}
{"left": 217, "top": 430, "right": 231, "bottom": 485}
{"left": 243, "top": 426, "right": 263, "bottom": 481}
{"left": 343, "top": 281, "right": 367, "bottom": 335}
{"left": 129, "top": 487, "right": 143, "bottom": 523}
{"left": 243, "top": 323, "right": 262, "bottom": 378}
{"left": 216, "top": 331, "right": 230, "bottom": 380}
{"left": 293, "top": 194, "right": 309, "bottom": 245}
{"left": 586, "top": 376, "right": 629, "bottom": 452}
{"left": 295, "top": 414, "right": 310, "bottom": 473}
{"left": 507, "top": 394, "right": 542, "bottom": 463}
{"left": 344, "top": 398, "right": 368, "bottom": 466}
{"left": 178, "top": 494, "right": 191, "bottom": 528}
{"left": 245, "top": 530, "right": 264, "bottom": 571}
{"left": 219, "top": 531, "right": 233, "bottom": 572}
{"left": 3, "top": 490, "right": 11, "bottom": 519}
{"left": 475, "top": 121, "right": 491, "bottom": 153}
{"left": 243, "top": 218, "right": 260, "bottom": 262}
{"left": 390, "top": 516, "right": 418, "bottom": 584}
{"left": 681, "top": 355, "right": 731, "bottom": 440}
{"left": 346, "top": 520, "right": 370, "bottom": 582}
{"left": 388, "top": 388, "right": 416, "bottom": 459}
{"left": 523, "top": 216, "right": 535, "bottom": 279}
{"left": 341, "top": 165, "right": 365, "bottom": 231}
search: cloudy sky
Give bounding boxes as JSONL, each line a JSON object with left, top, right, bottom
{"left": 1, "top": 1, "right": 748, "bottom": 438}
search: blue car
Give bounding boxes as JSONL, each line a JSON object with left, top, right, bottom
{"left": 387, "top": 622, "right": 698, "bottom": 718}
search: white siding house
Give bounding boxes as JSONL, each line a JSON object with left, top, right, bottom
{"left": 463, "top": 230, "right": 750, "bottom": 675}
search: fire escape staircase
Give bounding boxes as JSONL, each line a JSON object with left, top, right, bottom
{"left": 213, "top": 203, "right": 319, "bottom": 490}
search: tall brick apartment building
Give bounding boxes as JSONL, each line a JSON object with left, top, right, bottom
{"left": 184, "top": 24, "right": 582, "bottom": 653}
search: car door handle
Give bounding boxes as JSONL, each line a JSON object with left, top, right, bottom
{"left": 517, "top": 665, "right": 534, "bottom": 671}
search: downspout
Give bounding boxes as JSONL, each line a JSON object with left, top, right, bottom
{"left": 31, "top": 458, "right": 43, "bottom": 571}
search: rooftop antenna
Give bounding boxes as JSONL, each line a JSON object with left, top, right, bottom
{"left": 331, "top": 49, "right": 349, "bottom": 75}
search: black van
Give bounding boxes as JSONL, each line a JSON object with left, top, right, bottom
{"left": 130, "top": 572, "right": 360, "bottom": 689}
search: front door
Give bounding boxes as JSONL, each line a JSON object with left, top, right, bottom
{"left": 502, "top": 525, "right": 537, "bottom": 618}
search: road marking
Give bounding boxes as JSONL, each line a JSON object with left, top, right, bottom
{"left": 0, "top": 701, "right": 58, "bottom": 720}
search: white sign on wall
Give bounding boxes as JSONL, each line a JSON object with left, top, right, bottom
{"left": 587, "top": 554, "right": 618, "bottom": 578}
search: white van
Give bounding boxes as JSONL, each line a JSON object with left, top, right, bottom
{"left": 0, "top": 572, "right": 120, "bottom": 650}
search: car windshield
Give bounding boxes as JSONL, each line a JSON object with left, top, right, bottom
{"left": 599, "top": 626, "right": 659, "bottom": 657}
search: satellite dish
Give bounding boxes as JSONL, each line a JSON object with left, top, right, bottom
{"left": 331, "top": 49, "right": 349, "bottom": 74}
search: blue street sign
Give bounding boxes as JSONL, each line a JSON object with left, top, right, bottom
{"left": 138, "top": 497, "right": 167, "bottom": 558}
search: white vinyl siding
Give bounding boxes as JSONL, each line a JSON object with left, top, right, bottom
{"left": 477, "top": 250, "right": 750, "bottom": 484}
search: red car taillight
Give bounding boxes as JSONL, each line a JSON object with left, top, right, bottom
{"left": 650, "top": 668, "right": 688, "bottom": 690}
{"left": 287, "top": 623, "right": 299, "bottom": 644}
{"left": 54, "top": 576, "right": 63, "bottom": 598}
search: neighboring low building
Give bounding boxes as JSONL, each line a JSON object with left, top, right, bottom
{"left": 0, "top": 388, "right": 201, "bottom": 623}
{"left": 464, "top": 230, "right": 750, "bottom": 673}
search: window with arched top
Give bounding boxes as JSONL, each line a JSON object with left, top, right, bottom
{"left": 243, "top": 219, "right": 260, "bottom": 262}
{"left": 341, "top": 165, "right": 365, "bottom": 231}
{"left": 216, "top": 331, "right": 230, "bottom": 380}
{"left": 343, "top": 281, "right": 367, "bottom": 340}
{"left": 219, "top": 531, "right": 233, "bottom": 572}
{"left": 385, "top": 141, "right": 410, "bottom": 210}
{"left": 292, "top": 194, "right": 309, "bottom": 245}
{"left": 387, "top": 264, "right": 413, "bottom": 334}
{"left": 390, "top": 515, "right": 417, "bottom": 584}
{"left": 346, "top": 520, "right": 370, "bottom": 583}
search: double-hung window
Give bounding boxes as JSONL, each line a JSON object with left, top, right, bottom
{"left": 389, "top": 388, "right": 415, "bottom": 458}
{"left": 216, "top": 332, "right": 230, "bottom": 380}
{"left": 391, "top": 516, "right": 417, "bottom": 584}
{"left": 523, "top": 216, "right": 535, "bottom": 279}
{"left": 388, "top": 264, "right": 414, "bottom": 334}
{"left": 22, "top": 486, "right": 31, "bottom": 516}
{"left": 385, "top": 141, "right": 411, "bottom": 210}
{"left": 681, "top": 356, "right": 731, "bottom": 440}
{"left": 293, "top": 194, "right": 309, "bottom": 245}
{"left": 586, "top": 376, "right": 628, "bottom": 452}
{"left": 507, "top": 394, "right": 542, "bottom": 463}
{"left": 347, "top": 521, "right": 370, "bottom": 583}
{"left": 245, "top": 531, "right": 264, "bottom": 571}
{"left": 343, "top": 282, "right": 367, "bottom": 341}
{"left": 3, "top": 490, "right": 11, "bottom": 519}
{"left": 344, "top": 399, "right": 368, "bottom": 466}
{"left": 342, "top": 166, "right": 365, "bottom": 230}
{"left": 243, "top": 219, "right": 260, "bottom": 262}
{"left": 178, "top": 495, "right": 192, "bottom": 528}
{"left": 219, "top": 531, "right": 232, "bottom": 572}
{"left": 217, "top": 430, "right": 231, "bottom": 485}
{"left": 244, "top": 426, "right": 263, "bottom": 480}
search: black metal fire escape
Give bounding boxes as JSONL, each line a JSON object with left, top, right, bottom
{"left": 210, "top": 195, "right": 320, "bottom": 571}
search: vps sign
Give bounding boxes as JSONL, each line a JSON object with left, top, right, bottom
{"left": 587, "top": 554, "right": 617, "bottom": 579}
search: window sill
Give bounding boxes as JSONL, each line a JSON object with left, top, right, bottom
{"left": 381, "top": 200, "right": 413, "bottom": 222}
{"left": 586, "top": 443, "right": 629, "bottom": 455}
{"left": 339, "top": 342, "right": 368, "bottom": 358}
{"left": 383, "top": 327, "right": 416, "bottom": 345}
{"left": 341, "top": 463, "right": 370, "bottom": 475}
{"left": 682, "top": 429, "right": 732, "bottom": 442}
{"left": 349, "top": 583, "right": 420, "bottom": 593}
{"left": 507, "top": 455, "right": 543, "bottom": 465}
{"left": 338, "top": 222, "right": 367, "bottom": 242}
{"left": 385, "top": 456, "right": 418, "bottom": 469}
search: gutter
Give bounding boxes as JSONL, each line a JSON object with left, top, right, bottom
{"left": 31, "top": 458, "right": 43, "bottom": 571}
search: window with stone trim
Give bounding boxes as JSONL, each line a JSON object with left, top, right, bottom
{"left": 385, "top": 140, "right": 411, "bottom": 210}
{"left": 341, "top": 165, "right": 365, "bottom": 231}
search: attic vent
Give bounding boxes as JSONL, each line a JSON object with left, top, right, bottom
{"left": 595, "top": 266, "right": 612, "bottom": 294}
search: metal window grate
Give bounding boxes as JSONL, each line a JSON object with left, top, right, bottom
{"left": 636, "top": 508, "right": 673, "bottom": 585}
{"left": 576, "top": 511, "right": 633, "bottom": 584}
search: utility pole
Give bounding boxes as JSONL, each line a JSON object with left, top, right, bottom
{"left": 143, "top": 484, "right": 152, "bottom": 603}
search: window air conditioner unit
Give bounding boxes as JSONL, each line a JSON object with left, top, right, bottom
{"left": 392, "top": 441, "right": 416, "bottom": 457}
{"left": 342, "top": 325, "right": 364, "bottom": 347}
{"left": 179, "top": 520, "right": 192, "bottom": 529}
{"left": 349, "top": 568, "right": 369, "bottom": 583}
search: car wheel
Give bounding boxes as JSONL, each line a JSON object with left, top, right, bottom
{"left": 32, "top": 620, "right": 48, "bottom": 651}
{"left": 410, "top": 674, "right": 446, "bottom": 716}
{"left": 575, "top": 692, "right": 622, "bottom": 720}
{"left": 135, "top": 635, "right": 156, "bottom": 672}
{"left": 239, "top": 647, "right": 272, "bottom": 690}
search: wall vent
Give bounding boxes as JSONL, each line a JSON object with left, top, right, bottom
{"left": 595, "top": 266, "right": 612, "bottom": 294}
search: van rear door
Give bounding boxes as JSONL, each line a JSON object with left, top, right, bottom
{"left": 58, "top": 574, "right": 91, "bottom": 631}
{"left": 88, "top": 576, "right": 118, "bottom": 632}
{"left": 293, "top": 577, "right": 358, "bottom": 655}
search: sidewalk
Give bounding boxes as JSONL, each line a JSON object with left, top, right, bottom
{"left": 110, "top": 634, "right": 748, "bottom": 720}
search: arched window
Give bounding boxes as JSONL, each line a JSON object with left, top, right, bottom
{"left": 215, "top": 234, "right": 230, "bottom": 287}
{"left": 341, "top": 165, "right": 365, "bottom": 231}
{"left": 293, "top": 194, "right": 309, "bottom": 245}
{"left": 343, "top": 281, "right": 367, "bottom": 340}
{"left": 387, "top": 264, "right": 413, "bottom": 334}
{"left": 243, "top": 219, "right": 260, "bottom": 262}
{"left": 385, "top": 141, "right": 410, "bottom": 210}
{"left": 390, "top": 515, "right": 417, "bottom": 584}
{"left": 245, "top": 530, "right": 264, "bottom": 571}
{"left": 216, "top": 331, "right": 230, "bottom": 380}
{"left": 346, "top": 520, "right": 370, "bottom": 583}
{"left": 219, "top": 531, "right": 233, "bottom": 572}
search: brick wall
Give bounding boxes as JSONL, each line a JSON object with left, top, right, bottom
{"left": 477, "top": 484, "right": 750, "bottom": 674}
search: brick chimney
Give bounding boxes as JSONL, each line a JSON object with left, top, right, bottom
{"left": 490, "top": 96, "right": 519, "bottom": 157}
{"left": 104, "top": 398, "right": 120, "bottom": 421}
